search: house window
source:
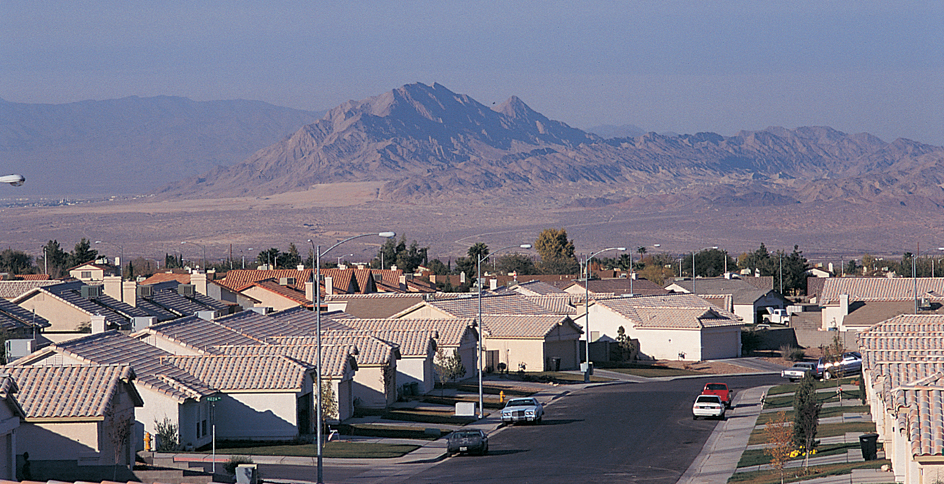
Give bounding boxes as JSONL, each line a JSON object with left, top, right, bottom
{"left": 81, "top": 271, "right": 92, "bottom": 279}
{"left": 202, "top": 420, "right": 207, "bottom": 437}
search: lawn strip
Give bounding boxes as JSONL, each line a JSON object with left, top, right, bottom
{"left": 737, "top": 443, "right": 858, "bottom": 468}
{"left": 605, "top": 367, "right": 703, "bottom": 377}
{"left": 727, "top": 460, "right": 890, "bottom": 484}
{"left": 334, "top": 423, "right": 448, "bottom": 440}
{"left": 747, "top": 421, "right": 877, "bottom": 446}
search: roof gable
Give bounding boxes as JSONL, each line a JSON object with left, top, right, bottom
{"left": 4, "top": 364, "right": 142, "bottom": 420}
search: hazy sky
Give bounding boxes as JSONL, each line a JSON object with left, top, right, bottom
{"left": 2, "top": 1, "right": 942, "bottom": 145}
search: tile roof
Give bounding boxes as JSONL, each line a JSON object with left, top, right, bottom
{"left": 820, "top": 277, "right": 944, "bottom": 304}
{"left": 324, "top": 293, "right": 427, "bottom": 318}
{"left": 521, "top": 295, "right": 578, "bottom": 314}
{"left": 3, "top": 364, "right": 142, "bottom": 419}
{"left": 284, "top": 330, "right": 396, "bottom": 366}
{"left": 859, "top": 314, "right": 944, "bottom": 334}
{"left": 220, "top": 269, "right": 314, "bottom": 292}
{"left": 0, "top": 375, "right": 25, "bottom": 418}
{"left": 665, "top": 277, "right": 774, "bottom": 304}
{"left": 568, "top": 279, "right": 670, "bottom": 297}
{"left": 274, "top": 330, "right": 436, "bottom": 358}
{"left": 134, "top": 315, "right": 266, "bottom": 354}
{"left": 482, "top": 315, "right": 580, "bottom": 339}
{"left": 13, "top": 274, "right": 51, "bottom": 281}
{"left": 163, "top": 354, "right": 313, "bottom": 391}
{"left": 259, "top": 307, "right": 353, "bottom": 335}
{"left": 421, "top": 293, "right": 564, "bottom": 318}
{"left": 343, "top": 318, "right": 475, "bottom": 347}
{"left": 140, "top": 272, "right": 192, "bottom": 285}
{"left": 0, "top": 296, "right": 50, "bottom": 330}
{"left": 511, "top": 280, "right": 568, "bottom": 296}
{"left": 139, "top": 284, "right": 230, "bottom": 316}
{"left": 32, "top": 331, "right": 216, "bottom": 403}
{"left": 212, "top": 343, "right": 357, "bottom": 378}
{"left": 15, "top": 281, "right": 134, "bottom": 328}
{"left": 893, "top": 374, "right": 944, "bottom": 457}
{"left": 249, "top": 279, "right": 312, "bottom": 306}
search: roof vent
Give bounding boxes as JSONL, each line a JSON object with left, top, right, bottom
{"left": 280, "top": 277, "right": 296, "bottom": 286}
{"left": 81, "top": 285, "right": 102, "bottom": 299}
{"left": 137, "top": 285, "right": 154, "bottom": 297}
{"left": 178, "top": 284, "right": 196, "bottom": 297}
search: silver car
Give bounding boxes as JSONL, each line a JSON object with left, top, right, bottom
{"left": 501, "top": 397, "right": 544, "bottom": 424}
{"left": 781, "top": 362, "right": 818, "bottom": 381}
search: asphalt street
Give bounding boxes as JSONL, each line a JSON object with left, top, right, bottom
{"left": 254, "top": 373, "right": 782, "bottom": 484}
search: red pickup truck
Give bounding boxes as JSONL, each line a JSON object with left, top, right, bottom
{"left": 701, "top": 382, "right": 733, "bottom": 408}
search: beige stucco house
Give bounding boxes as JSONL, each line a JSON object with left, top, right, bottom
{"left": 481, "top": 315, "right": 582, "bottom": 372}
{"left": 0, "top": 376, "right": 23, "bottom": 481}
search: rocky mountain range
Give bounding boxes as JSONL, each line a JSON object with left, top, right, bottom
{"left": 159, "top": 82, "right": 944, "bottom": 212}
{"left": 0, "top": 96, "right": 322, "bottom": 198}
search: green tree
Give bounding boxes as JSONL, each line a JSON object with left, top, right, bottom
{"left": 69, "top": 238, "right": 99, "bottom": 267}
{"left": 282, "top": 243, "right": 302, "bottom": 268}
{"left": 0, "top": 249, "right": 33, "bottom": 275}
{"left": 433, "top": 346, "right": 466, "bottom": 396}
{"left": 844, "top": 259, "right": 858, "bottom": 276}
{"left": 535, "top": 228, "right": 579, "bottom": 274}
{"left": 373, "top": 235, "right": 428, "bottom": 273}
{"left": 455, "top": 243, "right": 488, "bottom": 286}
{"left": 320, "top": 377, "right": 338, "bottom": 434}
{"left": 495, "top": 253, "right": 536, "bottom": 275}
{"left": 861, "top": 254, "right": 876, "bottom": 273}
{"left": 739, "top": 243, "right": 775, "bottom": 277}
{"left": 781, "top": 245, "right": 811, "bottom": 296}
{"left": 426, "top": 259, "right": 450, "bottom": 275}
{"left": 257, "top": 248, "right": 282, "bottom": 268}
{"left": 41, "top": 240, "right": 69, "bottom": 277}
{"left": 154, "top": 417, "right": 179, "bottom": 451}
{"left": 793, "top": 373, "right": 822, "bottom": 469}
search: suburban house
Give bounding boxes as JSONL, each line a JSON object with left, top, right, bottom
{"left": 142, "top": 272, "right": 259, "bottom": 310}
{"left": 14, "top": 281, "right": 141, "bottom": 332}
{"left": 11, "top": 331, "right": 219, "bottom": 452}
{"left": 0, "top": 296, "right": 49, "bottom": 336}
{"left": 857, "top": 314, "right": 944, "bottom": 483}
{"left": 395, "top": 293, "right": 565, "bottom": 319}
{"left": 0, "top": 375, "right": 23, "bottom": 480}
{"left": 664, "top": 274, "right": 784, "bottom": 324}
{"left": 343, "top": 318, "right": 478, "bottom": 385}
{"left": 213, "top": 308, "right": 352, "bottom": 341}
{"left": 508, "top": 280, "right": 569, "bottom": 296}
{"left": 261, "top": 331, "right": 398, "bottom": 409}
{"left": 481, "top": 315, "right": 582, "bottom": 372}
{"left": 819, "top": 277, "right": 944, "bottom": 331}
{"left": 582, "top": 294, "right": 743, "bottom": 361}
{"left": 68, "top": 262, "right": 117, "bottom": 283}
{"left": 162, "top": 353, "right": 322, "bottom": 438}
{"left": 239, "top": 279, "right": 313, "bottom": 311}
{"left": 4, "top": 364, "right": 143, "bottom": 479}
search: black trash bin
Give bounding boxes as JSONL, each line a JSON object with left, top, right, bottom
{"left": 859, "top": 433, "right": 879, "bottom": 461}
{"left": 551, "top": 357, "right": 561, "bottom": 372}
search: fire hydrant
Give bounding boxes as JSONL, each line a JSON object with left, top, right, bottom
{"left": 500, "top": 390, "right": 505, "bottom": 403}
{"left": 144, "top": 431, "right": 152, "bottom": 452}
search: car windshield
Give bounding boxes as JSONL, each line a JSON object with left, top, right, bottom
{"left": 706, "top": 384, "right": 726, "bottom": 390}
{"left": 696, "top": 396, "right": 720, "bottom": 403}
{"left": 506, "top": 399, "right": 534, "bottom": 407}
{"left": 452, "top": 431, "right": 480, "bottom": 439}
{"left": 795, "top": 363, "right": 813, "bottom": 368}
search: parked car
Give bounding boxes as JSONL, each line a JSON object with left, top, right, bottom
{"left": 817, "top": 351, "right": 862, "bottom": 379}
{"left": 447, "top": 429, "right": 488, "bottom": 455}
{"left": 701, "top": 382, "right": 733, "bottom": 408}
{"left": 781, "top": 362, "right": 819, "bottom": 381}
{"left": 692, "top": 394, "right": 726, "bottom": 420}
{"left": 501, "top": 397, "right": 544, "bottom": 424}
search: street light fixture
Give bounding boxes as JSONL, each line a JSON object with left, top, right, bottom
{"left": 0, "top": 174, "right": 25, "bottom": 186}
{"left": 477, "top": 243, "right": 532, "bottom": 418}
{"left": 181, "top": 241, "right": 207, "bottom": 271}
{"left": 583, "top": 247, "right": 626, "bottom": 382}
{"left": 337, "top": 254, "right": 353, "bottom": 267}
{"left": 310, "top": 231, "right": 395, "bottom": 484}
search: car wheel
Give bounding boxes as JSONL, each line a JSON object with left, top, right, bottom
{"left": 824, "top": 371, "right": 832, "bottom": 380}
{"left": 482, "top": 444, "right": 488, "bottom": 455}
{"left": 536, "top": 415, "right": 542, "bottom": 424}
{"left": 720, "top": 413, "right": 726, "bottom": 421}
{"left": 692, "top": 415, "right": 697, "bottom": 420}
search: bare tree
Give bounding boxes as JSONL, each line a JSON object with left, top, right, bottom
{"left": 763, "top": 411, "right": 793, "bottom": 484}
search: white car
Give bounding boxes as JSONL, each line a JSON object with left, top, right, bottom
{"left": 692, "top": 394, "right": 726, "bottom": 420}
{"left": 781, "top": 362, "right": 818, "bottom": 381}
{"left": 501, "top": 397, "right": 544, "bottom": 424}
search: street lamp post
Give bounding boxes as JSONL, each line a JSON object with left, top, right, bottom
{"left": 477, "top": 243, "right": 532, "bottom": 418}
{"left": 310, "top": 232, "right": 395, "bottom": 484}
{"left": 583, "top": 247, "right": 626, "bottom": 382}
{"left": 337, "top": 254, "right": 353, "bottom": 267}
{"left": 691, "top": 246, "right": 718, "bottom": 295}
{"left": 181, "top": 241, "right": 207, "bottom": 271}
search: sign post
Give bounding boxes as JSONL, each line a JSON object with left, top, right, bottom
{"left": 207, "top": 395, "right": 222, "bottom": 474}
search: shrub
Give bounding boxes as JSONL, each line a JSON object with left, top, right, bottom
{"left": 224, "top": 455, "right": 253, "bottom": 474}
{"left": 154, "top": 417, "right": 179, "bottom": 452}
{"left": 779, "top": 344, "right": 805, "bottom": 361}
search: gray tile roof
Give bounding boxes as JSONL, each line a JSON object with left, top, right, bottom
{"left": 0, "top": 280, "right": 60, "bottom": 299}
{"left": 274, "top": 330, "right": 436, "bottom": 358}
{"left": 343, "top": 318, "right": 475, "bottom": 348}
{"left": 164, "top": 354, "right": 314, "bottom": 391}
{"left": 206, "top": 345, "right": 355, "bottom": 379}
{"left": 324, "top": 294, "right": 427, "bottom": 318}
{"left": 594, "top": 294, "right": 742, "bottom": 329}
{"left": 820, "top": 277, "right": 944, "bottom": 304}
{"left": 135, "top": 315, "right": 266, "bottom": 354}
{"left": 4, "top": 364, "right": 142, "bottom": 419}
{"left": 423, "top": 293, "right": 563, "bottom": 318}
{"left": 0, "top": 296, "right": 49, "bottom": 330}
{"left": 482, "top": 315, "right": 580, "bottom": 338}
{"left": 665, "top": 277, "right": 775, "bottom": 304}
{"left": 28, "top": 330, "right": 216, "bottom": 403}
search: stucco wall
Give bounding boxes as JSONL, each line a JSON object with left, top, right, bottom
{"left": 18, "top": 292, "right": 91, "bottom": 332}
{"left": 633, "top": 327, "right": 704, "bottom": 361}
{"left": 242, "top": 287, "right": 300, "bottom": 311}
{"left": 396, "top": 357, "right": 434, "bottom": 395}
{"left": 18, "top": 421, "right": 100, "bottom": 462}
{"left": 351, "top": 365, "right": 393, "bottom": 409}
{"left": 215, "top": 392, "right": 301, "bottom": 440}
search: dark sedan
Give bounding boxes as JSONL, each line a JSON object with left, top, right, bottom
{"left": 447, "top": 429, "right": 489, "bottom": 455}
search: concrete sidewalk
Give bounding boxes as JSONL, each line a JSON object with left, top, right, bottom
{"left": 677, "top": 385, "right": 773, "bottom": 484}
